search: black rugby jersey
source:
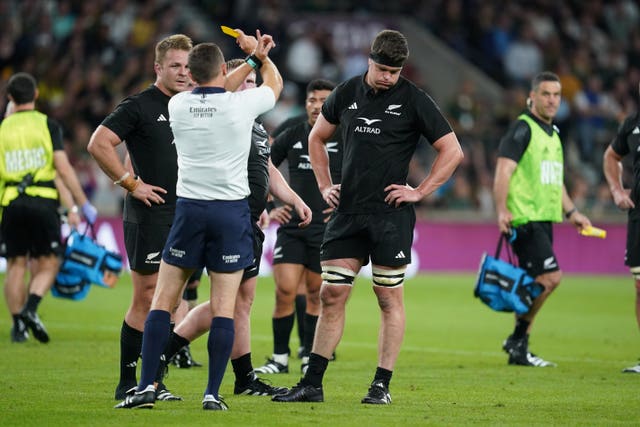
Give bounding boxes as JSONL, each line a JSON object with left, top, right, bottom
{"left": 271, "top": 120, "right": 342, "bottom": 227}
{"left": 248, "top": 121, "right": 270, "bottom": 221}
{"left": 322, "top": 74, "right": 452, "bottom": 213}
{"left": 611, "top": 111, "right": 640, "bottom": 220}
{"left": 102, "top": 85, "right": 176, "bottom": 224}
{"left": 271, "top": 113, "right": 306, "bottom": 139}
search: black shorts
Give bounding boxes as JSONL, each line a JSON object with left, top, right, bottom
{"left": 1, "top": 196, "right": 62, "bottom": 257}
{"left": 625, "top": 219, "right": 640, "bottom": 268}
{"left": 243, "top": 223, "right": 265, "bottom": 281}
{"left": 272, "top": 224, "right": 324, "bottom": 274}
{"left": 511, "top": 221, "right": 559, "bottom": 277}
{"left": 123, "top": 221, "right": 172, "bottom": 272}
{"left": 321, "top": 207, "right": 415, "bottom": 267}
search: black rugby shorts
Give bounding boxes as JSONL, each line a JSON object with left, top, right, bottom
{"left": 242, "top": 223, "right": 265, "bottom": 280}
{"left": 272, "top": 224, "right": 324, "bottom": 274}
{"left": 624, "top": 219, "right": 640, "bottom": 268}
{"left": 321, "top": 207, "right": 415, "bottom": 267}
{"left": 511, "top": 221, "right": 559, "bottom": 277}
{"left": 123, "top": 221, "right": 171, "bottom": 272}
{"left": 1, "top": 196, "right": 61, "bottom": 257}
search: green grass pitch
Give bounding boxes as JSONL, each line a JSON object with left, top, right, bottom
{"left": 1, "top": 272, "right": 639, "bottom": 426}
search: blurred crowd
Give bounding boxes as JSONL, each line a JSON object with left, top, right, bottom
{"left": 0, "top": 0, "right": 634, "bottom": 221}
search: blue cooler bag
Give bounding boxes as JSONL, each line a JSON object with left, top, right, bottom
{"left": 52, "top": 225, "right": 123, "bottom": 301}
{"left": 474, "top": 233, "right": 543, "bottom": 315}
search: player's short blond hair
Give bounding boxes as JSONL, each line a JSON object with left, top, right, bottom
{"left": 226, "top": 58, "right": 245, "bottom": 71}
{"left": 155, "top": 34, "right": 193, "bottom": 64}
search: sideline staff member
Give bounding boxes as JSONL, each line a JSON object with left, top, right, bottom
{"left": 494, "top": 71, "right": 591, "bottom": 368}
{"left": 1, "top": 72, "right": 96, "bottom": 343}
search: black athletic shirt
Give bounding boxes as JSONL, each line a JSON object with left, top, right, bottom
{"left": 271, "top": 120, "right": 342, "bottom": 227}
{"left": 322, "top": 74, "right": 452, "bottom": 213}
{"left": 610, "top": 111, "right": 640, "bottom": 220}
{"left": 101, "top": 85, "right": 176, "bottom": 224}
{"left": 271, "top": 113, "right": 306, "bottom": 139}
{"left": 248, "top": 120, "right": 270, "bottom": 222}
{"left": 497, "top": 110, "right": 559, "bottom": 163}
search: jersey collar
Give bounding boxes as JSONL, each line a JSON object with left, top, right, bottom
{"left": 525, "top": 110, "right": 557, "bottom": 136}
{"left": 361, "top": 72, "right": 401, "bottom": 97}
{"left": 191, "top": 87, "right": 226, "bottom": 94}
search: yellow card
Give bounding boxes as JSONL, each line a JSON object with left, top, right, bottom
{"left": 221, "top": 26, "right": 239, "bottom": 38}
{"left": 579, "top": 226, "right": 607, "bottom": 239}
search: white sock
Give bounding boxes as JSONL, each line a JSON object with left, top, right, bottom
{"left": 272, "top": 353, "right": 288, "bottom": 365}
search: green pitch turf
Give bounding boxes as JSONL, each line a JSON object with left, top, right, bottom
{"left": 0, "top": 273, "right": 638, "bottom": 426}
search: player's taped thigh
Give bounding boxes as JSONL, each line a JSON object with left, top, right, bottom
{"left": 630, "top": 266, "right": 640, "bottom": 280}
{"left": 321, "top": 265, "right": 356, "bottom": 287}
{"left": 372, "top": 266, "right": 407, "bottom": 288}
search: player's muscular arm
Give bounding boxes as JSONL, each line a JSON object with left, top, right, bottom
{"left": 603, "top": 145, "right": 635, "bottom": 210}
{"left": 268, "top": 159, "right": 312, "bottom": 227}
{"left": 309, "top": 114, "right": 340, "bottom": 208}
{"left": 385, "top": 132, "right": 463, "bottom": 207}
{"left": 88, "top": 125, "right": 167, "bottom": 207}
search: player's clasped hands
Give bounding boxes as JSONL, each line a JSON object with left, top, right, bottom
{"left": 131, "top": 177, "right": 167, "bottom": 207}
{"left": 293, "top": 201, "right": 312, "bottom": 228}
{"left": 322, "top": 184, "right": 341, "bottom": 209}
{"left": 384, "top": 183, "right": 423, "bottom": 207}
{"left": 270, "top": 205, "right": 293, "bottom": 224}
{"left": 322, "top": 206, "right": 334, "bottom": 223}
{"left": 612, "top": 188, "right": 635, "bottom": 210}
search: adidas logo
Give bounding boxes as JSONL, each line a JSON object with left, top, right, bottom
{"left": 157, "top": 114, "right": 167, "bottom": 122}
{"left": 293, "top": 141, "right": 303, "bottom": 149}
{"left": 395, "top": 251, "right": 406, "bottom": 259}
{"left": 633, "top": 126, "right": 640, "bottom": 134}
{"left": 348, "top": 102, "right": 358, "bottom": 110}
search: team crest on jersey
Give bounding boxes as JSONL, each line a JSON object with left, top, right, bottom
{"left": 385, "top": 104, "right": 402, "bottom": 116}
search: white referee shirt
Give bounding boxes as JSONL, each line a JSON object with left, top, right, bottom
{"left": 168, "top": 85, "right": 275, "bottom": 200}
